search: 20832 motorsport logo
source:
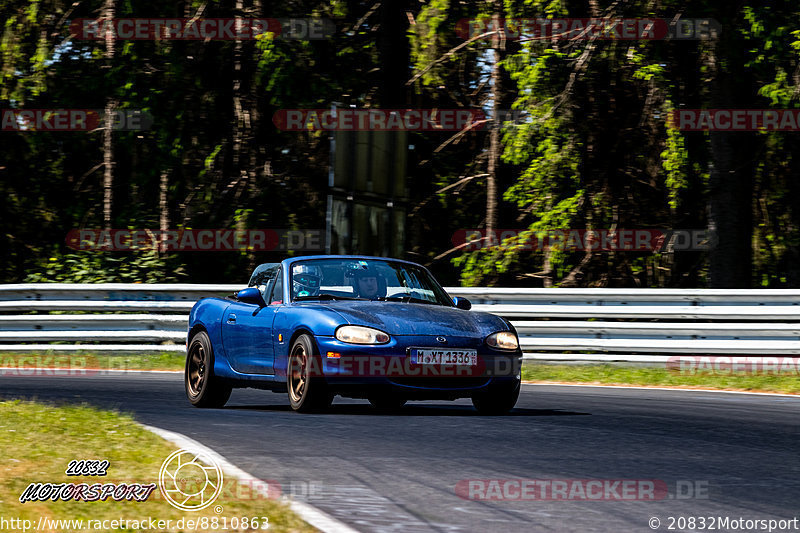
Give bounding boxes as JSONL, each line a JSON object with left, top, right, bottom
{"left": 18, "top": 449, "right": 225, "bottom": 512}
{"left": 158, "top": 449, "right": 224, "bottom": 511}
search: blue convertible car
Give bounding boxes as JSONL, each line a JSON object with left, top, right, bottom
{"left": 186, "top": 255, "right": 522, "bottom": 413}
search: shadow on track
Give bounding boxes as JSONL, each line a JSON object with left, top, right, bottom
{"left": 224, "top": 403, "right": 590, "bottom": 417}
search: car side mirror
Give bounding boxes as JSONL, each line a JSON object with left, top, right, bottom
{"left": 236, "top": 287, "right": 266, "bottom": 307}
{"left": 453, "top": 296, "right": 472, "bottom": 310}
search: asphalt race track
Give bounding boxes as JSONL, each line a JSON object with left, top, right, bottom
{"left": 1, "top": 373, "right": 799, "bottom": 532}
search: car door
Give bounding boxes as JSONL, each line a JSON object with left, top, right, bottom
{"left": 221, "top": 270, "right": 283, "bottom": 375}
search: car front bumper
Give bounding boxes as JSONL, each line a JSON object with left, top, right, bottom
{"left": 312, "top": 334, "right": 522, "bottom": 395}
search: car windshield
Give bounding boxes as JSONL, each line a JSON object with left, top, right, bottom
{"left": 290, "top": 258, "right": 452, "bottom": 306}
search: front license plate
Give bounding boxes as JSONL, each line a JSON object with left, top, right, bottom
{"left": 410, "top": 349, "right": 478, "bottom": 365}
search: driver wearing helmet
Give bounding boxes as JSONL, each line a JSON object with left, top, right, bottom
{"left": 353, "top": 267, "right": 385, "bottom": 299}
{"left": 292, "top": 264, "right": 323, "bottom": 298}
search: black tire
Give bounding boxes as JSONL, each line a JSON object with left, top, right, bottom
{"left": 471, "top": 379, "right": 520, "bottom": 415}
{"left": 185, "top": 330, "right": 232, "bottom": 408}
{"left": 368, "top": 394, "right": 407, "bottom": 412}
{"left": 287, "top": 334, "right": 332, "bottom": 413}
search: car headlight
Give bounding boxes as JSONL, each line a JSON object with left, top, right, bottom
{"left": 335, "top": 325, "right": 390, "bottom": 345}
{"left": 486, "top": 331, "right": 519, "bottom": 350}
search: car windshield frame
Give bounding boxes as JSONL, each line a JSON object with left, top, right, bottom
{"left": 288, "top": 258, "right": 454, "bottom": 306}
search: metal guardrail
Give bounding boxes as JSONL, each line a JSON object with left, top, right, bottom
{"left": 2, "top": 284, "right": 800, "bottom": 361}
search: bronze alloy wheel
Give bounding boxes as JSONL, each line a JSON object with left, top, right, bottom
{"left": 186, "top": 341, "right": 206, "bottom": 397}
{"left": 185, "top": 330, "right": 232, "bottom": 408}
{"left": 286, "top": 334, "right": 332, "bottom": 412}
{"left": 288, "top": 342, "right": 308, "bottom": 404}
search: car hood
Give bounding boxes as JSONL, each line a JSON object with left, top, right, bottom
{"left": 316, "top": 301, "right": 508, "bottom": 336}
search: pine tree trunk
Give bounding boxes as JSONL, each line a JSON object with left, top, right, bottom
{"left": 159, "top": 170, "right": 168, "bottom": 252}
{"left": 786, "top": 135, "right": 800, "bottom": 287}
{"left": 228, "top": 0, "right": 258, "bottom": 211}
{"left": 486, "top": 9, "right": 503, "bottom": 237}
{"left": 707, "top": 18, "right": 755, "bottom": 288}
{"left": 102, "top": 0, "right": 115, "bottom": 230}
{"left": 231, "top": 0, "right": 245, "bottom": 191}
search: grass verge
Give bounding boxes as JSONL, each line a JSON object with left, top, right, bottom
{"left": 522, "top": 363, "right": 800, "bottom": 395}
{"left": 3, "top": 352, "right": 798, "bottom": 395}
{"left": 0, "top": 352, "right": 186, "bottom": 373}
{"left": 0, "top": 399, "right": 316, "bottom": 532}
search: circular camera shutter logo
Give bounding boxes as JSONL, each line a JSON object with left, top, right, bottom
{"left": 159, "top": 449, "right": 223, "bottom": 511}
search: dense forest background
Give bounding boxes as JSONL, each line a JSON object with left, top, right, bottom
{"left": 1, "top": 0, "right": 799, "bottom": 288}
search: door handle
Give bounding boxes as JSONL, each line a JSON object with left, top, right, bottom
{"left": 227, "top": 313, "right": 237, "bottom": 324}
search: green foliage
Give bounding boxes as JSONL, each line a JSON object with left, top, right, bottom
{"left": 661, "top": 102, "right": 689, "bottom": 211}
{"left": 450, "top": 0, "right": 800, "bottom": 287}
{"left": 457, "top": 13, "right": 585, "bottom": 285}
{"left": 758, "top": 69, "right": 794, "bottom": 106}
{"left": 3, "top": 0, "right": 800, "bottom": 289}
{"left": 24, "top": 251, "right": 185, "bottom": 283}
{"left": 409, "top": 0, "right": 451, "bottom": 88}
